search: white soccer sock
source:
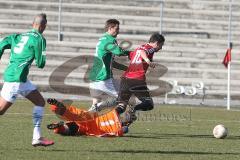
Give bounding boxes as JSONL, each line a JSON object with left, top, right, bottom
{"left": 32, "top": 106, "right": 44, "bottom": 140}
{"left": 97, "top": 98, "right": 117, "bottom": 108}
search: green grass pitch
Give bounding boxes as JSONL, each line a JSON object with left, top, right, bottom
{"left": 0, "top": 100, "right": 240, "bottom": 160}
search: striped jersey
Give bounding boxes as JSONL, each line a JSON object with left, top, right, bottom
{"left": 123, "top": 43, "right": 155, "bottom": 80}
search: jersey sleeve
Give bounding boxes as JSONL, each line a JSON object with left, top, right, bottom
{"left": 0, "top": 35, "right": 12, "bottom": 60}
{"left": 34, "top": 37, "right": 46, "bottom": 68}
{"left": 144, "top": 48, "right": 155, "bottom": 61}
{"left": 105, "top": 41, "right": 130, "bottom": 56}
{"left": 145, "top": 48, "right": 155, "bottom": 55}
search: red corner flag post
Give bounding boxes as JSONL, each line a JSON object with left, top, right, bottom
{"left": 225, "top": 0, "right": 233, "bottom": 110}
{"left": 222, "top": 48, "right": 231, "bottom": 68}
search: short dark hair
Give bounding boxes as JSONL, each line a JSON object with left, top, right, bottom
{"left": 149, "top": 32, "right": 165, "bottom": 43}
{"left": 33, "top": 13, "right": 47, "bottom": 25}
{"left": 40, "top": 13, "right": 47, "bottom": 20}
{"left": 104, "top": 19, "right": 120, "bottom": 32}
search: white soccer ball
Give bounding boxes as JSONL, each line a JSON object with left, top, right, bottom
{"left": 213, "top": 124, "right": 228, "bottom": 139}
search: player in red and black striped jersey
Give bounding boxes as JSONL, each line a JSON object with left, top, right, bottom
{"left": 116, "top": 33, "right": 165, "bottom": 116}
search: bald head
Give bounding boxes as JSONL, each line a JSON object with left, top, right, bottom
{"left": 32, "top": 13, "right": 47, "bottom": 34}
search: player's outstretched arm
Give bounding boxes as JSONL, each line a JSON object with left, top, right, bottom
{"left": 105, "top": 41, "right": 130, "bottom": 56}
{"left": 34, "top": 37, "right": 46, "bottom": 68}
{"left": 112, "top": 60, "right": 128, "bottom": 71}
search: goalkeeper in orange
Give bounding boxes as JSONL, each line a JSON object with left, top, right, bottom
{"left": 47, "top": 98, "right": 131, "bottom": 137}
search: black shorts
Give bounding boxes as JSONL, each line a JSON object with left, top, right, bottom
{"left": 117, "top": 77, "right": 151, "bottom": 103}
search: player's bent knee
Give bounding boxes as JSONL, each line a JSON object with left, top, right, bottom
{"left": 0, "top": 107, "right": 9, "bottom": 115}
{"left": 143, "top": 101, "right": 154, "bottom": 111}
{"left": 0, "top": 106, "right": 4, "bottom": 115}
{"left": 147, "top": 103, "right": 154, "bottom": 110}
{"left": 145, "top": 99, "right": 154, "bottom": 110}
{"left": 26, "top": 90, "right": 45, "bottom": 106}
{"left": 0, "top": 109, "right": 5, "bottom": 115}
{"left": 39, "top": 100, "right": 46, "bottom": 107}
{"left": 0, "top": 100, "right": 12, "bottom": 115}
{"left": 35, "top": 98, "right": 45, "bottom": 107}
{"left": 135, "top": 99, "right": 154, "bottom": 111}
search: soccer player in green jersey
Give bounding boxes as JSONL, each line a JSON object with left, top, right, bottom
{"left": 88, "top": 19, "right": 130, "bottom": 111}
{"left": 0, "top": 13, "right": 54, "bottom": 147}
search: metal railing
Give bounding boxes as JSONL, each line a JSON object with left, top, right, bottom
{"left": 58, "top": 0, "right": 63, "bottom": 41}
{"left": 135, "top": 0, "right": 165, "bottom": 34}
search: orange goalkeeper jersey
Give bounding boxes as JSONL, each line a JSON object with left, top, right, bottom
{"left": 51, "top": 105, "right": 124, "bottom": 137}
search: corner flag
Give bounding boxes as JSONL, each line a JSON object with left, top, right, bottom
{"left": 222, "top": 48, "right": 231, "bottom": 68}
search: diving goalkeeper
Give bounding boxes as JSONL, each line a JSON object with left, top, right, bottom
{"left": 47, "top": 98, "right": 131, "bottom": 137}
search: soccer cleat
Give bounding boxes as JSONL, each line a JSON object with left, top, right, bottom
{"left": 32, "top": 137, "right": 54, "bottom": 147}
{"left": 121, "top": 106, "right": 137, "bottom": 126}
{"left": 127, "top": 106, "right": 137, "bottom": 122}
{"left": 47, "top": 121, "right": 64, "bottom": 130}
{"left": 122, "top": 126, "right": 129, "bottom": 134}
{"left": 47, "top": 98, "right": 58, "bottom": 105}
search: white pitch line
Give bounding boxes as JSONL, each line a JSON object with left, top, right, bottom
{"left": 5, "top": 113, "right": 55, "bottom": 116}
{"left": 190, "top": 119, "right": 240, "bottom": 123}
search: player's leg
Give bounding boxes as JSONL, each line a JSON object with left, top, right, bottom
{"left": 135, "top": 97, "right": 154, "bottom": 111}
{"left": 48, "top": 98, "right": 95, "bottom": 122}
{"left": 134, "top": 82, "right": 154, "bottom": 111}
{"left": 23, "top": 81, "right": 54, "bottom": 147}
{"left": 89, "top": 79, "right": 118, "bottom": 112}
{"left": 103, "top": 78, "right": 119, "bottom": 97}
{"left": 0, "top": 97, "right": 13, "bottom": 115}
{"left": 96, "top": 78, "right": 119, "bottom": 110}
{"left": 121, "top": 108, "right": 136, "bottom": 126}
{"left": 89, "top": 81, "right": 104, "bottom": 111}
{"left": 0, "top": 82, "right": 17, "bottom": 115}
{"left": 47, "top": 98, "right": 66, "bottom": 115}
{"left": 121, "top": 80, "right": 153, "bottom": 126}
{"left": 92, "top": 97, "right": 100, "bottom": 107}
{"left": 115, "top": 78, "right": 132, "bottom": 114}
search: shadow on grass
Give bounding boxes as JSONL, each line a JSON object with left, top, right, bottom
{"left": 124, "top": 133, "right": 213, "bottom": 139}
{"left": 124, "top": 133, "right": 240, "bottom": 140}
{"left": 92, "top": 149, "right": 240, "bottom": 155}
{"left": 4, "top": 147, "right": 68, "bottom": 152}
{"left": 9, "top": 147, "right": 240, "bottom": 156}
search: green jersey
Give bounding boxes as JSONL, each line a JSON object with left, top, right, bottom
{"left": 89, "top": 32, "right": 129, "bottom": 81}
{"left": 0, "top": 29, "right": 46, "bottom": 82}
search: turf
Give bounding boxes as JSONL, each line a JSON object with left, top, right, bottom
{"left": 0, "top": 100, "right": 240, "bottom": 160}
